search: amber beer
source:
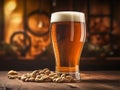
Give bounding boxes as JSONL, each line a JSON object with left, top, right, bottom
{"left": 50, "top": 11, "right": 86, "bottom": 80}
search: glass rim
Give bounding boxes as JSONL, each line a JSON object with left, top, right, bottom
{"left": 50, "top": 11, "right": 85, "bottom": 23}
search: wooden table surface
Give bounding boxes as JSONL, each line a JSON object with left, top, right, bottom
{"left": 0, "top": 71, "right": 120, "bottom": 90}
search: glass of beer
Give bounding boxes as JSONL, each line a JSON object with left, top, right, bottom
{"left": 50, "top": 11, "right": 86, "bottom": 80}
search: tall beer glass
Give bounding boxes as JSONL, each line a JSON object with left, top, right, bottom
{"left": 50, "top": 11, "right": 86, "bottom": 80}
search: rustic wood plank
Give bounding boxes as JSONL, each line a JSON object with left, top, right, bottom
{"left": 0, "top": 71, "right": 8, "bottom": 90}
{"left": 0, "top": 71, "right": 22, "bottom": 90}
{"left": 81, "top": 71, "right": 120, "bottom": 80}
{"left": 0, "top": 71, "right": 120, "bottom": 90}
{"left": 21, "top": 83, "right": 74, "bottom": 90}
{"left": 4, "top": 79, "right": 22, "bottom": 90}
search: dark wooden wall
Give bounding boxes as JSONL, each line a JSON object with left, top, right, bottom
{"left": 0, "top": 0, "right": 4, "bottom": 41}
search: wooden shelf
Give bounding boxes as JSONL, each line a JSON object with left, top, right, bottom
{"left": 0, "top": 57, "right": 120, "bottom": 71}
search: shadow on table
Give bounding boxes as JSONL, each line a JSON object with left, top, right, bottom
{"left": 81, "top": 79, "right": 120, "bottom": 83}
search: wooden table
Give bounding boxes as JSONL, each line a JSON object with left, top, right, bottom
{"left": 0, "top": 71, "right": 120, "bottom": 90}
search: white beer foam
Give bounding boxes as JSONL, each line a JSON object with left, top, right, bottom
{"left": 51, "top": 11, "right": 85, "bottom": 23}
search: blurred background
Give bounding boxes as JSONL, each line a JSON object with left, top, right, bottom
{"left": 0, "top": 0, "right": 120, "bottom": 70}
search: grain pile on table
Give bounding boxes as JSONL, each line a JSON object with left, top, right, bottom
{"left": 7, "top": 68, "right": 76, "bottom": 83}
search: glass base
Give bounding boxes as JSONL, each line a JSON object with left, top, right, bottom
{"left": 56, "top": 71, "right": 81, "bottom": 81}
{"left": 68, "top": 72, "right": 80, "bottom": 81}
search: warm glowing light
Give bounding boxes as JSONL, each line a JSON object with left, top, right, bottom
{"left": 5, "top": 0, "right": 17, "bottom": 14}
{"left": 10, "top": 13, "right": 22, "bottom": 24}
{"left": 38, "top": 21, "right": 43, "bottom": 28}
{"left": 4, "top": 12, "right": 23, "bottom": 43}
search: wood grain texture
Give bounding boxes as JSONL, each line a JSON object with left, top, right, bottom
{"left": 0, "top": 71, "right": 120, "bottom": 90}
